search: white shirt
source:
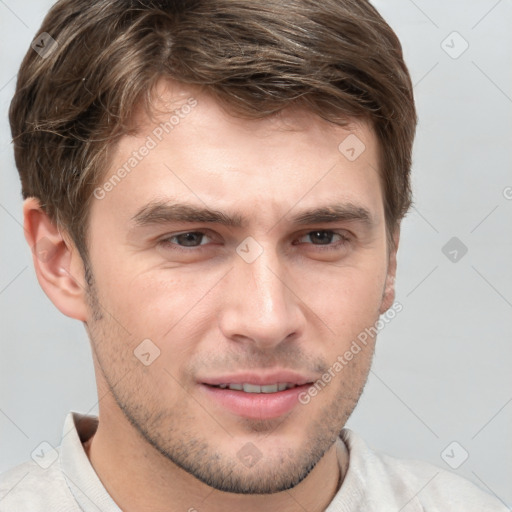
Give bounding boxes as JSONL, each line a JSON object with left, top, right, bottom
{"left": 0, "top": 412, "right": 507, "bottom": 511}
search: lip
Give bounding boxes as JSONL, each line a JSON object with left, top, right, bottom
{"left": 199, "top": 370, "right": 316, "bottom": 420}
{"left": 200, "top": 370, "right": 316, "bottom": 387}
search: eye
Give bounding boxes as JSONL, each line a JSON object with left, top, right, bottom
{"left": 159, "top": 231, "right": 212, "bottom": 250}
{"left": 295, "top": 230, "right": 351, "bottom": 250}
{"left": 156, "top": 229, "right": 352, "bottom": 255}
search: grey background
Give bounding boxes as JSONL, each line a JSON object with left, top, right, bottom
{"left": 1, "top": 0, "right": 511, "bottom": 507}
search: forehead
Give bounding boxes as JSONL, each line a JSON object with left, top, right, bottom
{"left": 91, "top": 79, "right": 384, "bottom": 231}
{"left": 140, "top": 78, "right": 374, "bottom": 147}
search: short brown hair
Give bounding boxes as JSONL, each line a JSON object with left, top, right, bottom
{"left": 10, "top": 0, "right": 416, "bottom": 267}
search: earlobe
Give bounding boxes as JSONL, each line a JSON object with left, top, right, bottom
{"left": 379, "top": 227, "right": 400, "bottom": 315}
{"left": 23, "top": 197, "right": 89, "bottom": 321}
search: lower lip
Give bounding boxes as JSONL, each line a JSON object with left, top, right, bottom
{"left": 200, "top": 384, "right": 311, "bottom": 420}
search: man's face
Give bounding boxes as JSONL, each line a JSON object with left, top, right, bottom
{"left": 84, "top": 80, "right": 397, "bottom": 493}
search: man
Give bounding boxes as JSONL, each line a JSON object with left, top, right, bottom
{"left": 0, "top": 0, "right": 507, "bottom": 510}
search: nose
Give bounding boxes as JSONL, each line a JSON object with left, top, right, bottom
{"left": 217, "top": 244, "right": 306, "bottom": 350}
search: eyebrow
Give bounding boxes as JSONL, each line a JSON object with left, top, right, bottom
{"left": 129, "top": 199, "right": 375, "bottom": 230}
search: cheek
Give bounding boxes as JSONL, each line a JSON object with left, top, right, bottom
{"left": 98, "top": 266, "right": 222, "bottom": 346}
{"left": 88, "top": 237, "right": 389, "bottom": 352}
{"left": 294, "top": 261, "right": 388, "bottom": 333}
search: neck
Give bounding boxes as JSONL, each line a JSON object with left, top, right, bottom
{"left": 86, "top": 405, "right": 347, "bottom": 512}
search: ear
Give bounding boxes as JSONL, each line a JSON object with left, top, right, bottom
{"left": 379, "top": 226, "right": 400, "bottom": 315}
{"left": 23, "top": 197, "right": 88, "bottom": 321}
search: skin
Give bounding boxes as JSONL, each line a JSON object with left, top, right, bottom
{"left": 24, "top": 79, "right": 399, "bottom": 512}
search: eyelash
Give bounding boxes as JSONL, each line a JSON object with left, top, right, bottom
{"left": 158, "top": 229, "right": 352, "bottom": 253}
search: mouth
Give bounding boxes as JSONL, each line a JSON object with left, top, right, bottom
{"left": 206, "top": 382, "right": 301, "bottom": 393}
{"left": 199, "top": 372, "right": 315, "bottom": 420}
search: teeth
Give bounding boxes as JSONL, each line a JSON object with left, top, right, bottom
{"left": 217, "top": 383, "right": 296, "bottom": 393}
{"left": 243, "top": 383, "right": 262, "bottom": 393}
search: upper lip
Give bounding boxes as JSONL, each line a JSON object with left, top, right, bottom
{"left": 200, "top": 370, "right": 316, "bottom": 387}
